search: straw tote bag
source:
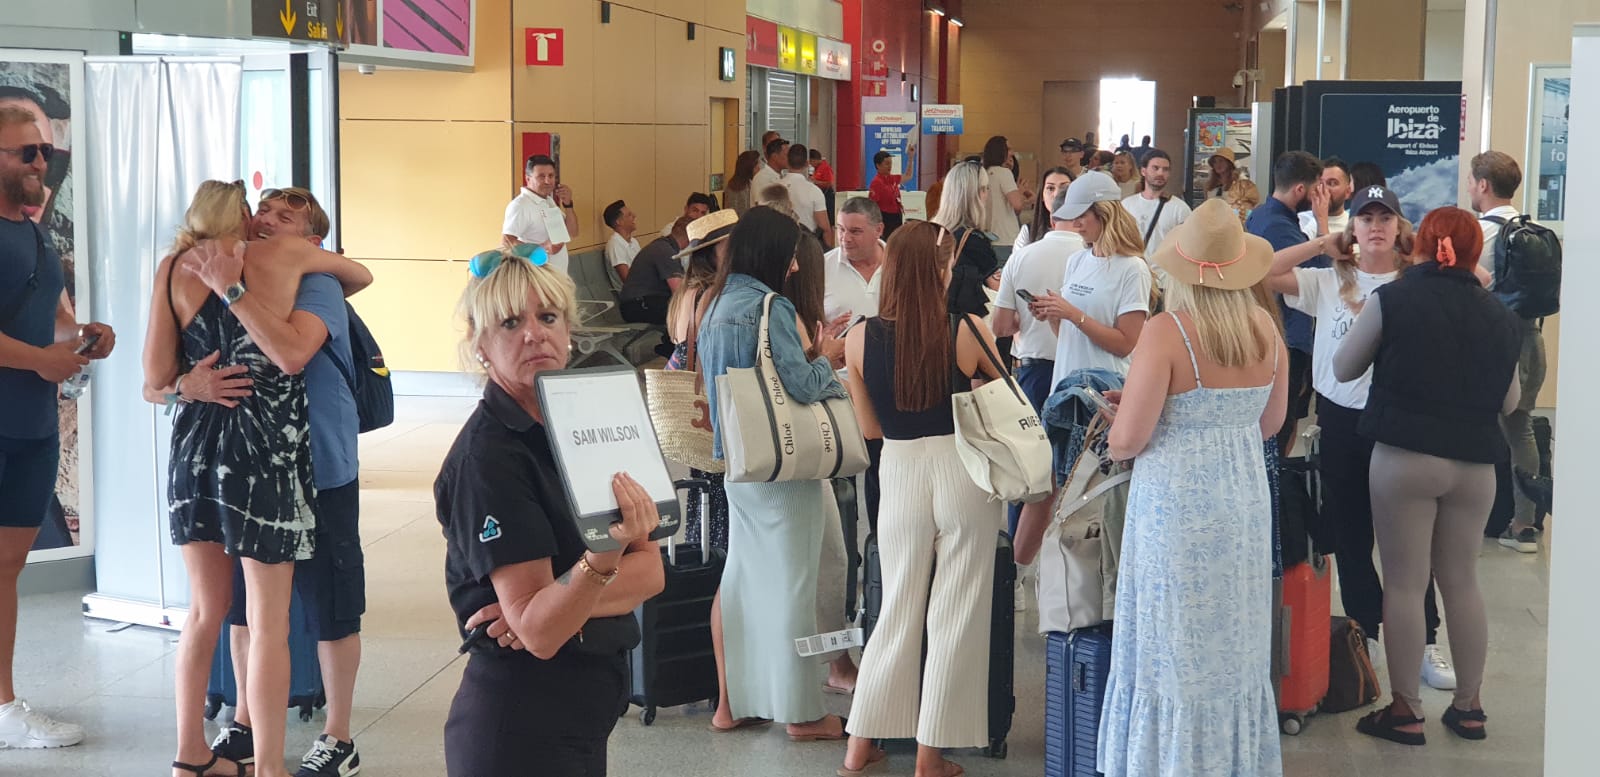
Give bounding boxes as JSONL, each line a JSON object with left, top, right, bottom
{"left": 949, "top": 316, "right": 1053, "bottom": 503}
{"left": 715, "top": 293, "right": 870, "bottom": 483}
{"left": 643, "top": 294, "right": 724, "bottom": 473}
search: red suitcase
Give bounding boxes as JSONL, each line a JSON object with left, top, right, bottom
{"left": 1276, "top": 554, "right": 1332, "bottom": 734}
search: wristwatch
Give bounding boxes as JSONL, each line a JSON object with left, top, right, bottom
{"left": 223, "top": 282, "right": 247, "bottom": 306}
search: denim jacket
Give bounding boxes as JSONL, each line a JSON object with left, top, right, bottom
{"left": 697, "top": 274, "right": 847, "bottom": 460}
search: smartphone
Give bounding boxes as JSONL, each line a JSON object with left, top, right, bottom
{"left": 1081, "top": 387, "right": 1116, "bottom": 417}
{"left": 74, "top": 333, "right": 101, "bottom": 356}
{"left": 1016, "top": 289, "right": 1037, "bottom": 304}
{"left": 458, "top": 623, "right": 491, "bottom": 654}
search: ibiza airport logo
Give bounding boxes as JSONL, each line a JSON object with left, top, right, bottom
{"left": 1386, "top": 104, "right": 1445, "bottom": 141}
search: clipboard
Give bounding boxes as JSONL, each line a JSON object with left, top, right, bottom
{"left": 535, "top": 366, "right": 681, "bottom": 552}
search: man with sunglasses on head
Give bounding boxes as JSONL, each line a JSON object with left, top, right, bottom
{"left": 0, "top": 104, "right": 115, "bottom": 750}
{"left": 200, "top": 185, "right": 368, "bottom": 777}
{"left": 503, "top": 154, "right": 578, "bottom": 277}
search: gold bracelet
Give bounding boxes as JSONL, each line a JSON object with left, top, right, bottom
{"left": 576, "top": 553, "right": 619, "bottom": 586}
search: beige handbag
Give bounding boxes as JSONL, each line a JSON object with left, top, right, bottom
{"left": 1037, "top": 413, "right": 1131, "bottom": 633}
{"left": 643, "top": 295, "right": 724, "bottom": 473}
{"left": 716, "top": 293, "right": 870, "bottom": 483}
{"left": 950, "top": 316, "right": 1054, "bottom": 503}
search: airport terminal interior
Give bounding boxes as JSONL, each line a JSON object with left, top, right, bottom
{"left": 2, "top": 0, "right": 1595, "bottom": 775}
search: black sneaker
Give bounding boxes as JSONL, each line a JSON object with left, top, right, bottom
{"left": 210, "top": 722, "right": 255, "bottom": 765}
{"left": 296, "top": 734, "right": 360, "bottom": 777}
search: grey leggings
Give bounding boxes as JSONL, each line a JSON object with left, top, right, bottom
{"left": 1369, "top": 443, "right": 1494, "bottom": 714}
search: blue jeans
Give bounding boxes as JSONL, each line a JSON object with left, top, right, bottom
{"left": 1007, "top": 358, "right": 1055, "bottom": 537}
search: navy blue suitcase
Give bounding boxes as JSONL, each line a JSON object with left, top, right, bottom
{"left": 1045, "top": 625, "right": 1113, "bottom": 777}
{"left": 204, "top": 586, "right": 327, "bottom": 722}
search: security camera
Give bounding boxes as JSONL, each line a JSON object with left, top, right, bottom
{"left": 357, "top": 64, "right": 377, "bottom": 76}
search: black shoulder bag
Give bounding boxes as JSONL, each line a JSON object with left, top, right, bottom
{"left": 1141, "top": 195, "right": 1170, "bottom": 249}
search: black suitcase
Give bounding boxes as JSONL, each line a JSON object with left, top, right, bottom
{"left": 628, "top": 478, "right": 726, "bottom": 725}
{"left": 860, "top": 530, "right": 1015, "bottom": 758}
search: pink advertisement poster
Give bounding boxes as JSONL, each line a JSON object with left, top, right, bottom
{"left": 384, "top": 0, "right": 472, "bottom": 56}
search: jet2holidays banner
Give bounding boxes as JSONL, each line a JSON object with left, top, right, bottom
{"left": 1313, "top": 91, "right": 1462, "bottom": 225}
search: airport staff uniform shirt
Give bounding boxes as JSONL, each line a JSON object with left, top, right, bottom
{"left": 502, "top": 187, "right": 572, "bottom": 276}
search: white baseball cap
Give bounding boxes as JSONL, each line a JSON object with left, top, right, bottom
{"left": 1053, "top": 171, "right": 1124, "bottom": 220}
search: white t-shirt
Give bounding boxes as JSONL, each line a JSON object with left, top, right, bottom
{"left": 986, "top": 166, "right": 1021, "bottom": 247}
{"left": 1049, "top": 250, "right": 1154, "bottom": 386}
{"left": 502, "top": 187, "right": 571, "bottom": 275}
{"left": 606, "top": 233, "right": 641, "bottom": 268}
{"left": 752, "top": 164, "right": 783, "bottom": 205}
{"left": 1478, "top": 204, "right": 1519, "bottom": 287}
{"left": 1284, "top": 266, "right": 1397, "bottom": 409}
{"left": 1298, "top": 208, "right": 1350, "bottom": 241}
{"left": 1121, "top": 192, "right": 1192, "bottom": 257}
{"left": 996, "top": 230, "right": 1085, "bottom": 360}
{"left": 780, "top": 171, "right": 828, "bottom": 223}
{"left": 822, "top": 244, "right": 886, "bottom": 323}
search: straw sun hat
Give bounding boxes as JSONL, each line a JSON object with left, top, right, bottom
{"left": 1149, "top": 198, "right": 1274, "bottom": 291}
{"left": 673, "top": 209, "right": 739, "bottom": 260}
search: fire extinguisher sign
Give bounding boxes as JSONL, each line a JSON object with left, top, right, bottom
{"left": 526, "top": 28, "right": 564, "bottom": 66}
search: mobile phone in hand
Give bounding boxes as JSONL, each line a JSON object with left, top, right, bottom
{"left": 74, "top": 334, "right": 101, "bottom": 355}
{"left": 1016, "top": 289, "right": 1037, "bottom": 304}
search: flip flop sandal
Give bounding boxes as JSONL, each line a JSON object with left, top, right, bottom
{"left": 789, "top": 716, "right": 849, "bottom": 742}
{"left": 823, "top": 682, "right": 855, "bottom": 696}
{"left": 171, "top": 754, "right": 246, "bottom": 777}
{"left": 836, "top": 750, "right": 888, "bottom": 777}
{"left": 1356, "top": 705, "right": 1427, "bottom": 746}
{"left": 707, "top": 717, "right": 773, "bottom": 733}
{"left": 1442, "top": 705, "right": 1488, "bottom": 741}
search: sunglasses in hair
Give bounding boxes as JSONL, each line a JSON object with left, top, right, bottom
{"left": 0, "top": 143, "right": 55, "bottom": 164}
{"left": 469, "top": 244, "right": 549, "bottom": 278}
{"left": 260, "top": 188, "right": 312, "bottom": 211}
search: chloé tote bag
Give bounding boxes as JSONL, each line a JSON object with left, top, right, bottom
{"left": 950, "top": 316, "right": 1053, "bottom": 503}
{"left": 715, "top": 293, "right": 870, "bottom": 483}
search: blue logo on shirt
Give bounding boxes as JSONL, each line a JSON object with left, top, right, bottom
{"left": 479, "top": 516, "right": 502, "bottom": 543}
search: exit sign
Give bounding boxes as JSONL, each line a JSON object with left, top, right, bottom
{"left": 526, "top": 28, "right": 564, "bottom": 66}
{"left": 719, "top": 47, "right": 736, "bottom": 81}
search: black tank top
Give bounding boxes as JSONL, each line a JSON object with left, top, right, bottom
{"left": 861, "top": 317, "right": 972, "bottom": 440}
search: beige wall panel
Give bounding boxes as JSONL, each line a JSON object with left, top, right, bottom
{"left": 704, "top": 0, "right": 745, "bottom": 33}
{"left": 340, "top": 0, "right": 511, "bottom": 122}
{"left": 595, "top": 4, "right": 658, "bottom": 125}
{"left": 1346, "top": 0, "right": 1424, "bottom": 80}
{"left": 656, "top": 0, "right": 705, "bottom": 24}
{"left": 656, "top": 15, "right": 708, "bottom": 125}
{"left": 612, "top": 0, "right": 659, "bottom": 14}
{"left": 1260, "top": 30, "right": 1288, "bottom": 95}
{"left": 340, "top": 119, "right": 510, "bottom": 262}
{"left": 704, "top": 27, "right": 745, "bottom": 100}
{"left": 350, "top": 259, "right": 474, "bottom": 373}
{"left": 1293, "top": 1, "right": 1343, "bottom": 83}
{"left": 656, "top": 125, "right": 707, "bottom": 221}
{"left": 512, "top": 123, "right": 601, "bottom": 253}
{"left": 512, "top": 0, "right": 596, "bottom": 123}
{"left": 593, "top": 124, "right": 662, "bottom": 234}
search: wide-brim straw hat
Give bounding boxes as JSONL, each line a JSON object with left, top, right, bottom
{"left": 1150, "top": 198, "right": 1274, "bottom": 291}
{"left": 673, "top": 209, "right": 739, "bottom": 260}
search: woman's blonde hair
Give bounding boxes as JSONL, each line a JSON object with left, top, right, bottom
{"left": 932, "top": 161, "right": 989, "bottom": 232}
{"left": 170, "top": 180, "right": 248, "bottom": 257}
{"left": 457, "top": 250, "right": 579, "bottom": 373}
{"left": 1163, "top": 282, "right": 1272, "bottom": 369}
{"left": 1330, "top": 214, "right": 1415, "bottom": 314}
{"left": 1083, "top": 200, "right": 1146, "bottom": 259}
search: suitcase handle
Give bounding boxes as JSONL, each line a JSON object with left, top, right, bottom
{"left": 1072, "top": 661, "right": 1085, "bottom": 694}
{"left": 671, "top": 478, "right": 714, "bottom": 565}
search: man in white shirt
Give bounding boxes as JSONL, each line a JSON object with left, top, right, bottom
{"left": 1470, "top": 150, "right": 1545, "bottom": 554}
{"left": 822, "top": 198, "right": 887, "bottom": 327}
{"left": 502, "top": 154, "right": 579, "bottom": 275}
{"left": 602, "top": 199, "right": 640, "bottom": 289}
{"left": 657, "top": 192, "right": 716, "bottom": 239}
{"left": 752, "top": 137, "right": 787, "bottom": 205}
{"left": 993, "top": 187, "right": 1086, "bottom": 537}
{"left": 1299, "top": 157, "right": 1353, "bottom": 240}
{"left": 781, "top": 144, "right": 834, "bottom": 248}
{"left": 1120, "top": 148, "right": 1191, "bottom": 289}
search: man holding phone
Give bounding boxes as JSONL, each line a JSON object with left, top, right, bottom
{"left": 0, "top": 104, "right": 115, "bottom": 749}
{"left": 992, "top": 187, "right": 1084, "bottom": 539}
{"left": 503, "top": 154, "right": 579, "bottom": 277}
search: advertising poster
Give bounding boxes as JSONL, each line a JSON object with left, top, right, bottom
{"left": 1186, "top": 110, "right": 1252, "bottom": 203}
{"left": 384, "top": 0, "right": 471, "bottom": 56}
{"left": 1531, "top": 66, "right": 1570, "bottom": 224}
{"left": 1310, "top": 87, "right": 1462, "bottom": 225}
{"left": 865, "top": 112, "right": 918, "bottom": 191}
{"left": 1, "top": 52, "right": 90, "bottom": 557}
{"left": 922, "top": 104, "right": 964, "bottom": 135}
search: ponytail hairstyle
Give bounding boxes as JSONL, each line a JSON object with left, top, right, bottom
{"left": 1329, "top": 214, "right": 1415, "bottom": 314}
{"left": 1411, "top": 206, "right": 1485, "bottom": 273}
{"left": 170, "top": 180, "right": 249, "bottom": 258}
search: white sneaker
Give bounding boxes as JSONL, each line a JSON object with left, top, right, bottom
{"left": 0, "top": 698, "right": 84, "bottom": 749}
{"left": 1422, "top": 645, "right": 1458, "bottom": 690}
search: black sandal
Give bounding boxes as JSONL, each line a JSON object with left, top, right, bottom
{"left": 171, "top": 754, "right": 245, "bottom": 777}
{"left": 1356, "top": 705, "right": 1427, "bottom": 746}
{"left": 1442, "top": 705, "right": 1488, "bottom": 741}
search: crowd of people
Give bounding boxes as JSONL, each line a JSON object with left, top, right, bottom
{"left": 0, "top": 97, "right": 1550, "bottom": 777}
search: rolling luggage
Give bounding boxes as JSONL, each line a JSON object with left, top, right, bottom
{"left": 1275, "top": 425, "right": 1330, "bottom": 735}
{"left": 628, "top": 478, "right": 726, "bottom": 725}
{"left": 859, "top": 531, "right": 1014, "bottom": 758}
{"left": 1044, "top": 624, "right": 1112, "bottom": 777}
{"left": 204, "top": 585, "right": 326, "bottom": 721}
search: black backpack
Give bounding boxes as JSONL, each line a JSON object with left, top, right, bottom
{"left": 325, "top": 303, "right": 394, "bottom": 433}
{"left": 1484, "top": 215, "right": 1562, "bottom": 318}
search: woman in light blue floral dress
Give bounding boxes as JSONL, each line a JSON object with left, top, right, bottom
{"left": 1098, "top": 200, "right": 1288, "bottom": 776}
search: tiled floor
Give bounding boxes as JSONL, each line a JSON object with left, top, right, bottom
{"left": 9, "top": 395, "right": 1549, "bottom": 776}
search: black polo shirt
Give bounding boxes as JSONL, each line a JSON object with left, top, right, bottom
{"left": 434, "top": 381, "right": 587, "bottom": 639}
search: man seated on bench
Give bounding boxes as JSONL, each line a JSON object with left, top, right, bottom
{"left": 620, "top": 216, "right": 691, "bottom": 357}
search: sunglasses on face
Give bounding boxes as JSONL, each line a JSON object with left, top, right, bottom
{"left": 0, "top": 143, "right": 54, "bottom": 164}
{"left": 260, "top": 188, "right": 312, "bottom": 211}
